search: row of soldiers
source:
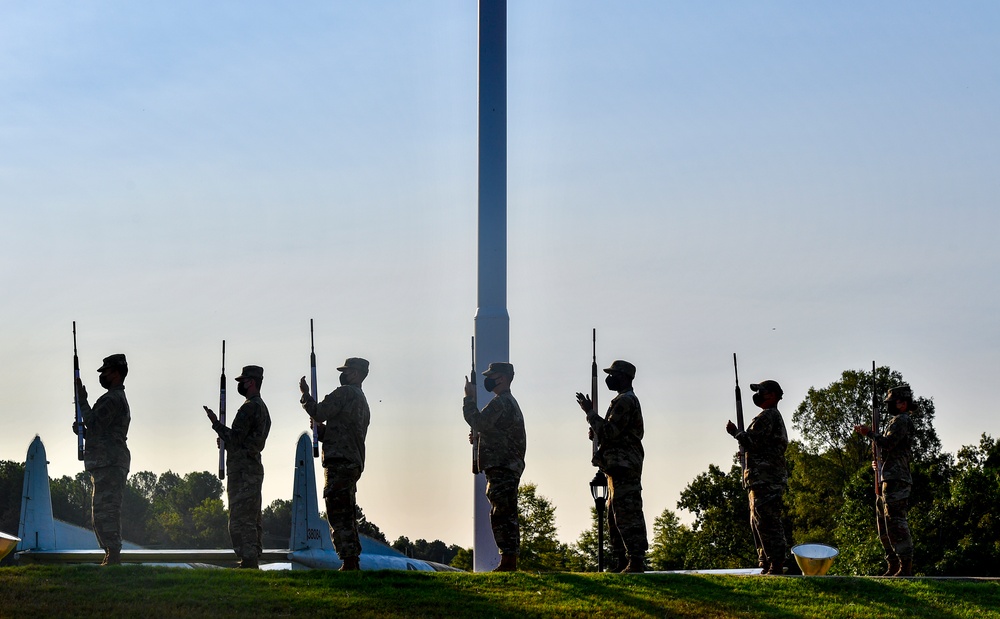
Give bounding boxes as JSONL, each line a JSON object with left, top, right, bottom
{"left": 73, "top": 353, "right": 915, "bottom": 575}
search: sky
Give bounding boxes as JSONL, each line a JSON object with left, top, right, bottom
{"left": 2, "top": 2, "right": 999, "bottom": 548}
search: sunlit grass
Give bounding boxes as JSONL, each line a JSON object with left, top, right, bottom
{"left": 1, "top": 566, "right": 999, "bottom": 618}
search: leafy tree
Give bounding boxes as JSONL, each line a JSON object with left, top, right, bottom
{"left": 356, "top": 505, "right": 388, "bottom": 544}
{"left": 50, "top": 472, "right": 92, "bottom": 528}
{"left": 450, "top": 547, "right": 473, "bottom": 571}
{"left": 676, "top": 464, "right": 756, "bottom": 569}
{"left": 920, "top": 435, "right": 1000, "bottom": 575}
{"left": 0, "top": 460, "right": 25, "bottom": 538}
{"left": 389, "top": 535, "right": 462, "bottom": 565}
{"left": 517, "top": 482, "right": 567, "bottom": 571}
{"left": 565, "top": 506, "right": 614, "bottom": 572}
{"left": 262, "top": 499, "right": 291, "bottom": 548}
{"left": 648, "top": 508, "right": 692, "bottom": 571}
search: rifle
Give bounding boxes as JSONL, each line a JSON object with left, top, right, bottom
{"left": 733, "top": 353, "right": 745, "bottom": 470}
{"left": 218, "top": 341, "right": 227, "bottom": 480}
{"left": 309, "top": 319, "right": 320, "bottom": 458}
{"left": 591, "top": 329, "right": 599, "bottom": 461}
{"left": 471, "top": 336, "right": 480, "bottom": 474}
{"left": 872, "top": 361, "right": 882, "bottom": 497}
{"left": 73, "top": 321, "right": 85, "bottom": 461}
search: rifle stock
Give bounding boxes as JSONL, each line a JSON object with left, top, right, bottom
{"left": 73, "top": 322, "right": 85, "bottom": 461}
{"left": 218, "top": 341, "right": 226, "bottom": 480}
{"left": 872, "top": 361, "right": 882, "bottom": 497}
{"left": 310, "top": 320, "right": 319, "bottom": 458}
{"left": 471, "top": 336, "right": 479, "bottom": 475}
{"left": 733, "top": 353, "right": 745, "bottom": 470}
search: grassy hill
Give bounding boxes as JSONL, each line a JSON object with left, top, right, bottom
{"left": 2, "top": 566, "right": 999, "bottom": 618}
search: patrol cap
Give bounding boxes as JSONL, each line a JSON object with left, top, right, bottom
{"left": 337, "top": 358, "right": 370, "bottom": 374}
{"left": 482, "top": 362, "right": 514, "bottom": 377}
{"left": 884, "top": 385, "right": 913, "bottom": 403}
{"left": 235, "top": 365, "right": 264, "bottom": 381}
{"left": 97, "top": 354, "right": 127, "bottom": 372}
{"left": 603, "top": 360, "right": 636, "bottom": 379}
{"left": 750, "top": 380, "right": 783, "bottom": 396}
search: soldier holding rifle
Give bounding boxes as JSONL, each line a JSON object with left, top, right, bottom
{"left": 73, "top": 353, "right": 131, "bottom": 566}
{"left": 204, "top": 364, "right": 271, "bottom": 569}
{"left": 464, "top": 362, "right": 526, "bottom": 572}
{"left": 855, "top": 385, "right": 916, "bottom": 577}
{"left": 726, "top": 379, "right": 789, "bottom": 575}
{"left": 299, "top": 357, "right": 371, "bottom": 571}
{"left": 576, "top": 360, "right": 647, "bottom": 573}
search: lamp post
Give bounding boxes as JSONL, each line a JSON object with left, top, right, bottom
{"left": 589, "top": 471, "right": 608, "bottom": 572}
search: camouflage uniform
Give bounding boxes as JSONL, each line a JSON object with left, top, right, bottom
{"left": 588, "top": 390, "right": 647, "bottom": 563}
{"left": 301, "top": 370, "right": 371, "bottom": 561}
{"left": 733, "top": 403, "right": 789, "bottom": 571}
{"left": 872, "top": 397, "right": 915, "bottom": 564}
{"left": 213, "top": 385, "right": 271, "bottom": 566}
{"left": 80, "top": 374, "right": 131, "bottom": 554}
{"left": 464, "top": 378, "right": 526, "bottom": 556}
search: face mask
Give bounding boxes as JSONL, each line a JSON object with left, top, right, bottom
{"left": 483, "top": 376, "right": 498, "bottom": 392}
{"left": 339, "top": 372, "right": 351, "bottom": 386}
{"left": 99, "top": 374, "right": 112, "bottom": 389}
{"left": 237, "top": 381, "right": 249, "bottom": 397}
{"left": 605, "top": 374, "right": 623, "bottom": 392}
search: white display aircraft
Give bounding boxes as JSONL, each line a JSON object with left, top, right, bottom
{"left": 10, "top": 434, "right": 458, "bottom": 571}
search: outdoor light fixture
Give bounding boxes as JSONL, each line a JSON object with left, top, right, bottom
{"left": 590, "top": 471, "right": 608, "bottom": 572}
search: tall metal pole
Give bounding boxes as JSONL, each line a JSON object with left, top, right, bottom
{"left": 474, "top": 0, "right": 508, "bottom": 573}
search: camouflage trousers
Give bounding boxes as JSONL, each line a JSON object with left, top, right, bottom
{"left": 324, "top": 464, "right": 363, "bottom": 560}
{"left": 484, "top": 467, "right": 521, "bottom": 556}
{"left": 606, "top": 467, "right": 648, "bottom": 559}
{"left": 227, "top": 470, "right": 264, "bottom": 563}
{"left": 748, "top": 485, "right": 786, "bottom": 566}
{"left": 877, "top": 480, "right": 913, "bottom": 560}
{"left": 90, "top": 466, "right": 127, "bottom": 552}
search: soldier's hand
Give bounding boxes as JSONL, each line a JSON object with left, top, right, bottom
{"left": 469, "top": 430, "right": 478, "bottom": 445}
{"left": 316, "top": 422, "right": 326, "bottom": 441}
{"left": 72, "top": 422, "right": 85, "bottom": 436}
{"left": 575, "top": 392, "right": 593, "bottom": 414}
{"left": 203, "top": 406, "right": 219, "bottom": 425}
{"left": 75, "top": 378, "right": 88, "bottom": 402}
{"left": 854, "top": 424, "right": 870, "bottom": 436}
{"left": 299, "top": 376, "right": 310, "bottom": 396}
{"left": 217, "top": 437, "right": 222, "bottom": 449}
{"left": 464, "top": 377, "right": 476, "bottom": 400}
{"left": 588, "top": 428, "right": 594, "bottom": 441}
{"left": 871, "top": 460, "right": 878, "bottom": 471}
{"left": 726, "top": 420, "right": 739, "bottom": 436}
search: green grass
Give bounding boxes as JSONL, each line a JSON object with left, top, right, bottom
{"left": 2, "top": 566, "right": 1000, "bottom": 618}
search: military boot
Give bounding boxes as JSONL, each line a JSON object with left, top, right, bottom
{"left": 339, "top": 556, "right": 361, "bottom": 571}
{"left": 766, "top": 560, "right": 785, "bottom": 576}
{"left": 759, "top": 560, "right": 771, "bottom": 575}
{"left": 881, "top": 557, "right": 900, "bottom": 577}
{"left": 894, "top": 558, "right": 913, "bottom": 577}
{"left": 493, "top": 554, "right": 517, "bottom": 572}
{"left": 621, "top": 554, "right": 645, "bottom": 573}
{"left": 613, "top": 555, "right": 629, "bottom": 573}
{"left": 103, "top": 548, "right": 121, "bottom": 566}
{"left": 238, "top": 556, "right": 259, "bottom": 569}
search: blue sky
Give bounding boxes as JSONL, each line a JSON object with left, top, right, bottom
{"left": 2, "top": 1, "right": 999, "bottom": 547}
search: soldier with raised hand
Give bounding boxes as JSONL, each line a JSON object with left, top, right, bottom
{"left": 464, "top": 362, "right": 526, "bottom": 572}
{"left": 299, "top": 357, "right": 371, "bottom": 571}
{"left": 726, "top": 379, "right": 789, "bottom": 575}
{"left": 855, "top": 385, "right": 916, "bottom": 577}
{"left": 204, "top": 365, "right": 271, "bottom": 569}
{"left": 576, "top": 360, "right": 647, "bottom": 573}
{"left": 73, "top": 354, "right": 131, "bottom": 566}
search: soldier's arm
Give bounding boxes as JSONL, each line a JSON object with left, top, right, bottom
{"left": 462, "top": 397, "right": 480, "bottom": 428}
{"left": 872, "top": 416, "right": 909, "bottom": 452}
{"left": 590, "top": 397, "right": 634, "bottom": 442}
{"left": 308, "top": 386, "right": 351, "bottom": 424}
{"left": 734, "top": 410, "right": 775, "bottom": 452}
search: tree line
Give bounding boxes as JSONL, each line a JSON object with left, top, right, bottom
{"left": 3, "top": 364, "right": 998, "bottom": 574}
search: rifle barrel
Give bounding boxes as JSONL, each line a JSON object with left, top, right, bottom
{"left": 73, "top": 322, "right": 84, "bottom": 461}
{"left": 471, "top": 336, "right": 479, "bottom": 474}
{"left": 309, "top": 319, "right": 319, "bottom": 458}
{"left": 591, "top": 329, "right": 598, "bottom": 459}
{"left": 218, "top": 340, "right": 226, "bottom": 480}
{"left": 733, "top": 353, "right": 745, "bottom": 469}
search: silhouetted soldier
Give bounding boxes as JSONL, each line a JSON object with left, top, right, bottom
{"left": 74, "top": 354, "right": 130, "bottom": 566}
